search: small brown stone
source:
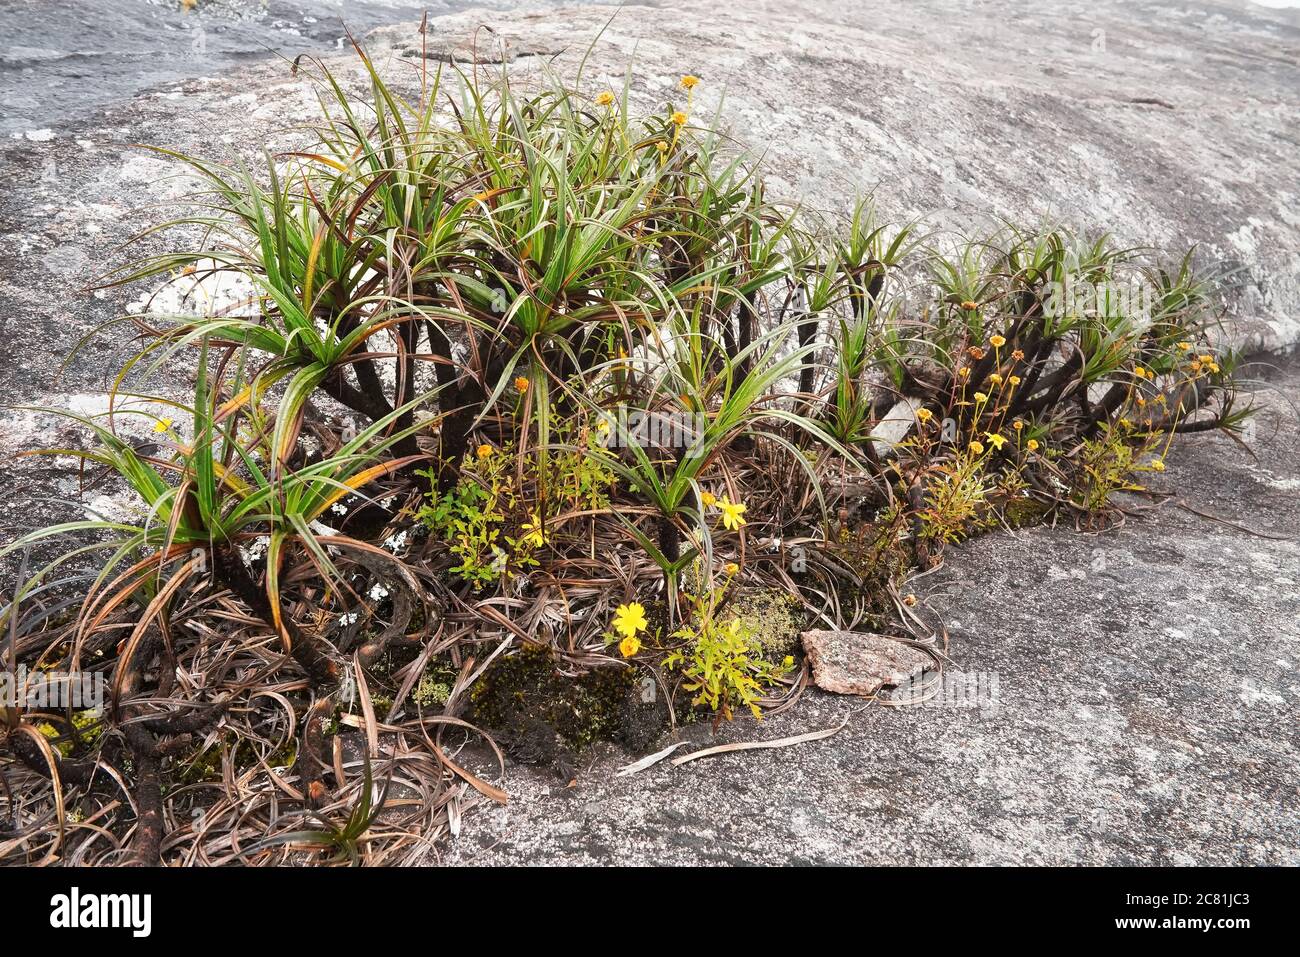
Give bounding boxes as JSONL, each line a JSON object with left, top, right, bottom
{"left": 800, "top": 630, "right": 933, "bottom": 696}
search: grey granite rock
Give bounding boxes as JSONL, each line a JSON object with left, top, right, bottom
{"left": 0, "top": 0, "right": 1296, "bottom": 865}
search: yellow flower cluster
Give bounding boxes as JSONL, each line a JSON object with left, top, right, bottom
{"left": 613, "top": 602, "right": 648, "bottom": 657}
{"left": 699, "top": 491, "right": 746, "bottom": 530}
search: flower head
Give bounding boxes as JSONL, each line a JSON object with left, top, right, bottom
{"left": 968, "top": 346, "right": 986, "bottom": 360}
{"left": 1177, "top": 341, "right": 1192, "bottom": 352}
{"left": 1012, "top": 419, "right": 1024, "bottom": 431}
{"left": 723, "top": 561, "right": 739, "bottom": 576}
{"left": 152, "top": 418, "right": 173, "bottom": 434}
{"left": 903, "top": 593, "right": 918, "bottom": 607}
{"left": 988, "top": 373, "right": 1003, "bottom": 386}
{"left": 717, "top": 497, "right": 747, "bottom": 531}
{"left": 671, "top": 111, "right": 688, "bottom": 126}
{"left": 514, "top": 376, "right": 530, "bottom": 393}
{"left": 1008, "top": 375, "right": 1021, "bottom": 387}
{"left": 595, "top": 91, "right": 615, "bottom": 107}
{"left": 1150, "top": 457, "right": 1166, "bottom": 472}
{"left": 960, "top": 300, "right": 979, "bottom": 311}
{"left": 1011, "top": 349, "right": 1025, "bottom": 361}
{"left": 974, "top": 391, "right": 989, "bottom": 404}
{"left": 476, "top": 443, "right": 494, "bottom": 459}
{"left": 700, "top": 490, "right": 717, "bottom": 507}
{"left": 989, "top": 334, "right": 1006, "bottom": 348}
{"left": 1134, "top": 366, "right": 1148, "bottom": 379}
{"left": 968, "top": 440, "right": 985, "bottom": 456}
{"left": 619, "top": 634, "right": 642, "bottom": 658}
{"left": 520, "top": 513, "right": 547, "bottom": 548}
{"left": 1026, "top": 439, "right": 1040, "bottom": 452}
{"left": 916, "top": 407, "right": 933, "bottom": 424}
{"left": 985, "top": 432, "right": 1007, "bottom": 450}
{"left": 681, "top": 75, "right": 700, "bottom": 89}
{"left": 613, "top": 602, "right": 648, "bottom": 640}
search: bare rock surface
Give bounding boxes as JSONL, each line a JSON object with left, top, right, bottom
{"left": 802, "top": 629, "right": 934, "bottom": 696}
{"left": 0, "top": 0, "right": 1297, "bottom": 864}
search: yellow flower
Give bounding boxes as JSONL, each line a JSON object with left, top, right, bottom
{"left": 1177, "top": 341, "right": 1192, "bottom": 351}
{"left": 1008, "top": 375, "right": 1021, "bottom": 387}
{"left": 520, "top": 513, "right": 547, "bottom": 548}
{"left": 1208, "top": 362, "right": 1220, "bottom": 374}
{"left": 700, "top": 490, "right": 717, "bottom": 507}
{"left": 671, "top": 111, "right": 688, "bottom": 126}
{"left": 985, "top": 432, "right": 1007, "bottom": 451}
{"left": 152, "top": 418, "right": 173, "bottom": 434}
{"left": 1151, "top": 457, "right": 1165, "bottom": 472}
{"left": 656, "top": 141, "right": 669, "bottom": 152}
{"left": 1026, "top": 439, "right": 1040, "bottom": 451}
{"left": 723, "top": 561, "right": 739, "bottom": 576}
{"left": 514, "top": 376, "right": 530, "bottom": 392}
{"left": 989, "top": 334, "right": 1006, "bottom": 348}
{"left": 619, "top": 634, "right": 642, "bottom": 658}
{"left": 1134, "top": 366, "right": 1148, "bottom": 379}
{"left": 782, "top": 655, "right": 795, "bottom": 669}
{"left": 681, "top": 75, "right": 700, "bottom": 89}
{"left": 596, "top": 91, "right": 615, "bottom": 106}
{"left": 1011, "top": 349, "right": 1025, "bottom": 361}
{"left": 968, "top": 440, "right": 985, "bottom": 456}
{"left": 1012, "top": 419, "right": 1024, "bottom": 431}
{"left": 476, "top": 443, "right": 493, "bottom": 459}
{"left": 717, "top": 497, "right": 747, "bottom": 531}
{"left": 1198, "top": 354, "right": 1214, "bottom": 364}
{"left": 958, "top": 367, "right": 971, "bottom": 379}
{"left": 613, "top": 602, "right": 648, "bottom": 639}
{"left": 974, "top": 391, "right": 989, "bottom": 404}
{"left": 916, "top": 407, "right": 933, "bottom": 423}
{"left": 989, "top": 373, "right": 1003, "bottom": 386}
{"left": 960, "top": 300, "right": 979, "bottom": 311}
{"left": 902, "top": 593, "right": 917, "bottom": 607}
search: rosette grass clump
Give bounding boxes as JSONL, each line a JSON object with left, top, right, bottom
{"left": 0, "top": 45, "right": 1246, "bottom": 864}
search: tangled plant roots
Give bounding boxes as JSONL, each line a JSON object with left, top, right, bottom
{"left": 0, "top": 38, "right": 1249, "bottom": 864}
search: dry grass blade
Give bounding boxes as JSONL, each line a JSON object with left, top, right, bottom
{"left": 670, "top": 711, "right": 860, "bottom": 767}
